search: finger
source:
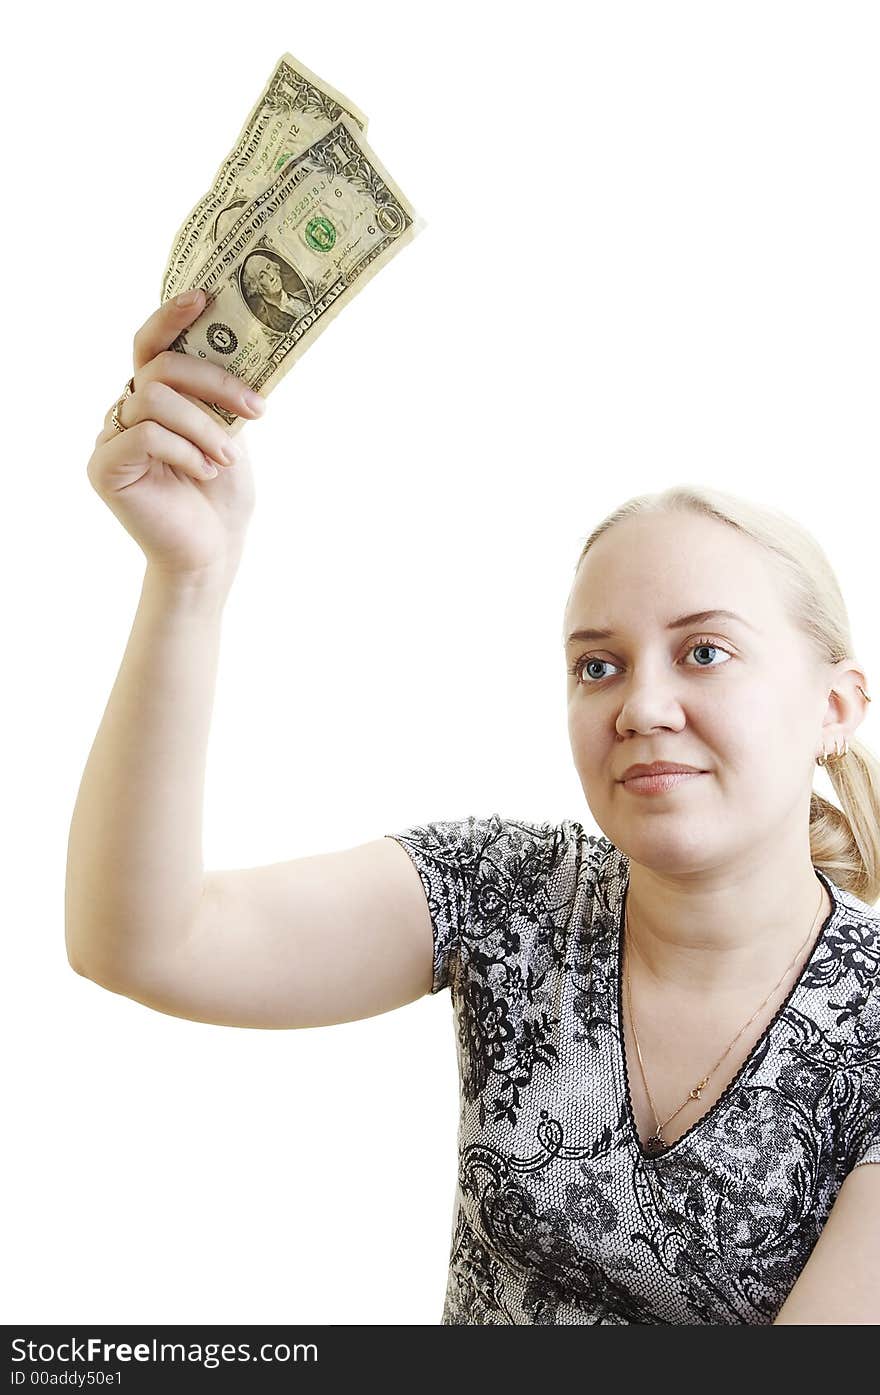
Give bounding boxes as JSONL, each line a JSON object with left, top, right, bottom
{"left": 117, "top": 379, "right": 244, "bottom": 469}
{"left": 132, "top": 289, "right": 209, "bottom": 373}
{"left": 91, "top": 419, "right": 221, "bottom": 486}
{"left": 99, "top": 358, "right": 262, "bottom": 450}
{"left": 136, "top": 349, "right": 266, "bottom": 422}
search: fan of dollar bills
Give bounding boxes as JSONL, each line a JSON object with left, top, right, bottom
{"left": 161, "top": 52, "right": 424, "bottom": 430}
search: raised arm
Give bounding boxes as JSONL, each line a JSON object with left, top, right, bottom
{"left": 65, "top": 294, "right": 435, "bottom": 1028}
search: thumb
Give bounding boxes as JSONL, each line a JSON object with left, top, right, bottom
{"left": 132, "top": 289, "right": 206, "bottom": 372}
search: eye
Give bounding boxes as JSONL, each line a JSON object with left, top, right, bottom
{"left": 567, "top": 655, "right": 623, "bottom": 685}
{"left": 683, "top": 639, "right": 733, "bottom": 670}
{"left": 567, "top": 637, "right": 733, "bottom": 686}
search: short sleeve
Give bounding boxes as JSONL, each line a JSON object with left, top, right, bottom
{"left": 383, "top": 815, "right": 497, "bottom": 994}
{"left": 850, "top": 1087, "right": 880, "bottom": 1170}
{"left": 847, "top": 967, "right": 880, "bottom": 1169}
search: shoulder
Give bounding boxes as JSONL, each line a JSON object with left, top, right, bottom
{"left": 828, "top": 876, "right": 880, "bottom": 928}
{"left": 803, "top": 875, "right": 880, "bottom": 1170}
{"left": 388, "top": 812, "right": 614, "bottom": 869}
{"left": 458, "top": 816, "right": 623, "bottom": 938}
{"left": 463, "top": 814, "right": 617, "bottom": 887}
{"left": 815, "top": 875, "right": 880, "bottom": 1006}
{"left": 387, "top": 812, "right": 621, "bottom": 922}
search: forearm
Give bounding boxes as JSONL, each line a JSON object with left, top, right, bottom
{"left": 65, "top": 566, "right": 229, "bottom": 985}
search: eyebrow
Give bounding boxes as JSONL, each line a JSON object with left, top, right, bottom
{"left": 564, "top": 609, "right": 758, "bottom": 647}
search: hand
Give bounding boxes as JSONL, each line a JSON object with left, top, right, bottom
{"left": 87, "top": 292, "right": 265, "bottom": 586}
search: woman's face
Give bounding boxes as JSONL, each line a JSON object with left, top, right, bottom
{"left": 563, "top": 512, "right": 834, "bottom": 871}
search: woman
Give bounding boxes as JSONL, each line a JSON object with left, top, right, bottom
{"left": 66, "top": 292, "right": 880, "bottom": 1325}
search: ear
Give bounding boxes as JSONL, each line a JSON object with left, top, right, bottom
{"left": 819, "top": 661, "right": 865, "bottom": 742}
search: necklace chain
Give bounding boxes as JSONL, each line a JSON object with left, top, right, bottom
{"left": 624, "top": 881, "right": 826, "bottom": 1155}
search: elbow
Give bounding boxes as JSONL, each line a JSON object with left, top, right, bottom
{"left": 65, "top": 914, "right": 97, "bottom": 981}
{"left": 68, "top": 952, "right": 95, "bottom": 981}
{"left": 64, "top": 924, "right": 90, "bottom": 979}
{"left": 66, "top": 941, "right": 100, "bottom": 982}
{"left": 64, "top": 920, "right": 116, "bottom": 987}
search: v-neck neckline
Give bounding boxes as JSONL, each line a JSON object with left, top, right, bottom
{"left": 610, "top": 852, "right": 841, "bottom": 1163}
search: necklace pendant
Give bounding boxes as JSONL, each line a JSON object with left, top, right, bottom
{"left": 644, "top": 1134, "right": 667, "bottom": 1158}
{"left": 690, "top": 1087, "right": 703, "bottom": 1100}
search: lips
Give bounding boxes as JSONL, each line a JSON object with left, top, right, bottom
{"left": 619, "top": 762, "right": 703, "bottom": 781}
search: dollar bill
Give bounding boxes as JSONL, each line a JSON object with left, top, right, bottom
{"left": 161, "top": 52, "right": 370, "bottom": 303}
{"left": 168, "top": 114, "right": 424, "bottom": 431}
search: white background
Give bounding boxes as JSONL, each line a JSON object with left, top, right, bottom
{"left": 3, "top": 0, "right": 877, "bottom": 1325}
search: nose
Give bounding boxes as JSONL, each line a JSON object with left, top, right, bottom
{"left": 614, "top": 667, "right": 687, "bottom": 738}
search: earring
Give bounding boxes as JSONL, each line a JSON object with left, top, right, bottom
{"left": 816, "top": 736, "right": 850, "bottom": 767}
{"left": 817, "top": 685, "right": 871, "bottom": 764}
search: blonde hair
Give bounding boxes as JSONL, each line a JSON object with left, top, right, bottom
{"left": 573, "top": 483, "right": 880, "bottom": 907}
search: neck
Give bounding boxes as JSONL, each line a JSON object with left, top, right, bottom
{"left": 621, "top": 835, "right": 833, "bottom": 997}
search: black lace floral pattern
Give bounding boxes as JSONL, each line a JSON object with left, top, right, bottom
{"left": 384, "top": 814, "right": 880, "bottom": 1325}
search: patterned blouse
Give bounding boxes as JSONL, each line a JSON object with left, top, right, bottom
{"left": 384, "top": 814, "right": 880, "bottom": 1325}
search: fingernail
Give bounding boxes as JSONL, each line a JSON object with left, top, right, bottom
{"left": 176, "top": 289, "right": 204, "bottom": 308}
{"left": 244, "top": 390, "right": 265, "bottom": 415}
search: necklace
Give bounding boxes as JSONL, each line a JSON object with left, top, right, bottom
{"left": 624, "top": 880, "right": 826, "bottom": 1158}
